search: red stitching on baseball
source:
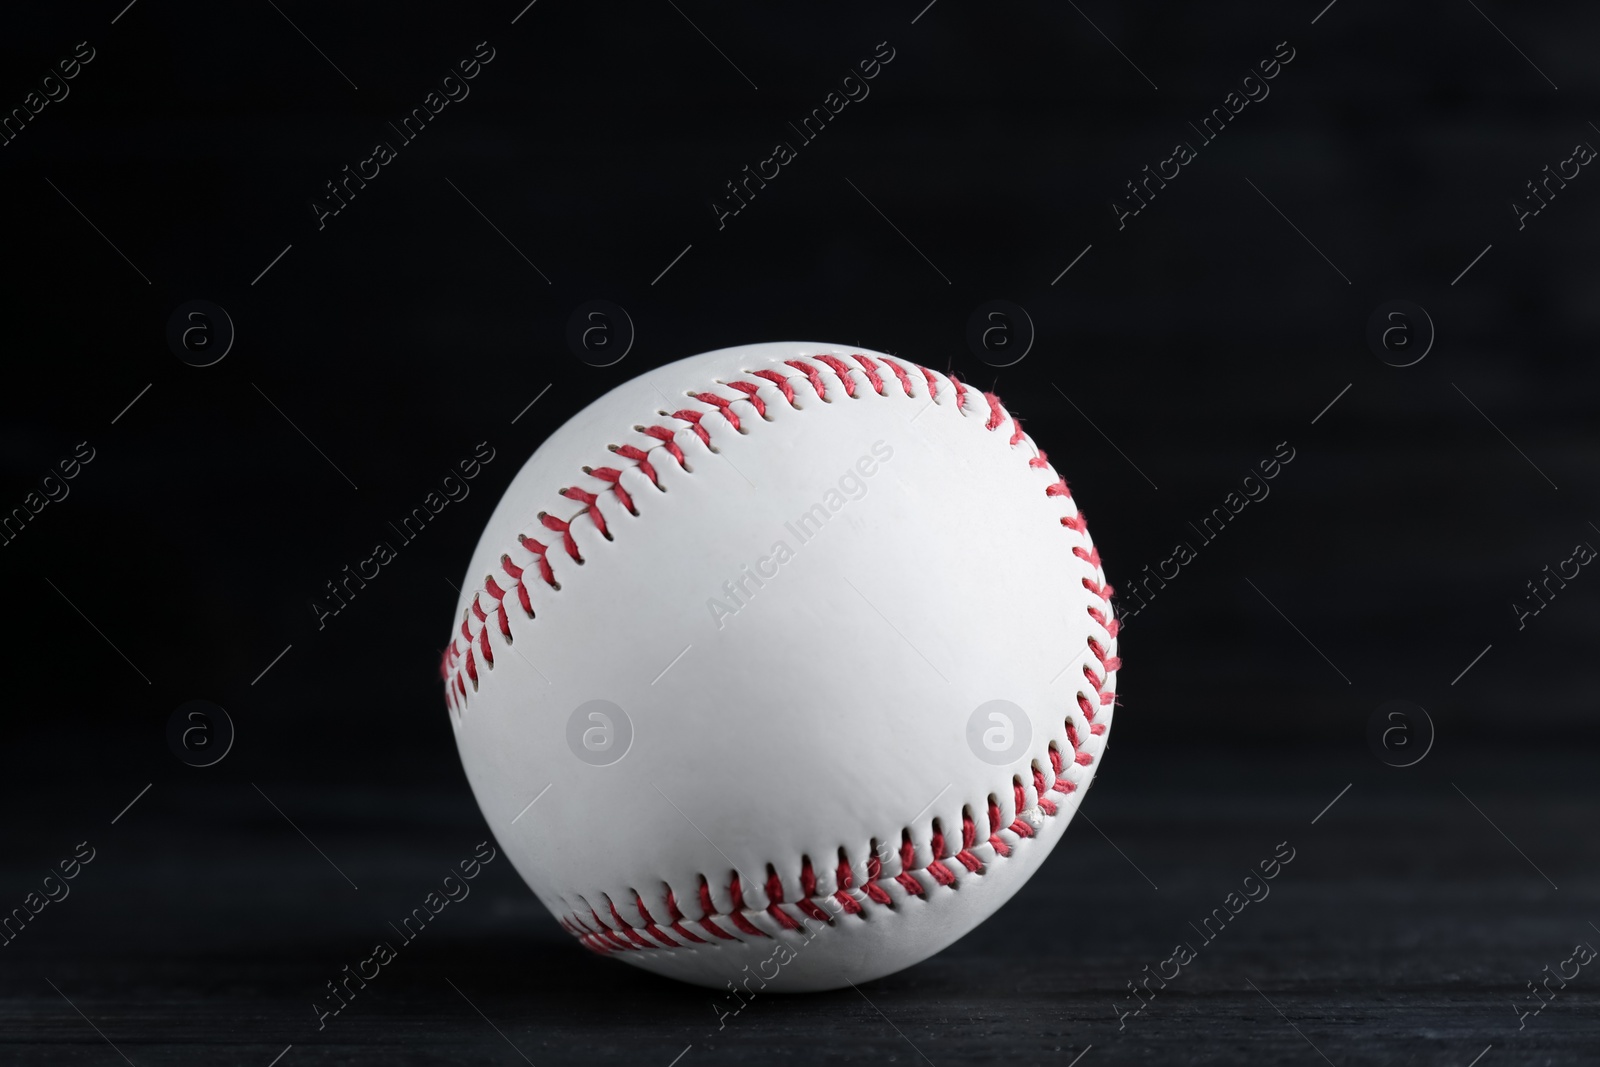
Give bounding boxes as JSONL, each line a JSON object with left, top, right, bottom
{"left": 691, "top": 391, "right": 743, "bottom": 433}
{"left": 609, "top": 898, "right": 654, "bottom": 949}
{"left": 894, "top": 835, "right": 925, "bottom": 896}
{"left": 798, "top": 859, "right": 836, "bottom": 921}
{"left": 749, "top": 369, "right": 796, "bottom": 405}
{"left": 517, "top": 535, "right": 559, "bottom": 588}
{"left": 863, "top": 852, "right": 894, "bottom": 904}
{"left": 1086, "top": 605, "right": 1118, "bottom": 637}
{"left": 639, "top": 425, "right": 687, "bottom": 467}
{"left": 585, "top": 466, "right": 637, "bottom": 515}
{"left": 669, "top": 409, "right": 712, "bottom": 448}
{"left": 633, "top": 896, "right": 680, "bottom": 948}
{"left": 812, "top": 354, "right": 858, "bottom": 397}
{"left": 723, "top": 380, "right": 768, "bottom": 418}
{"left": 832, "top": 852, "right": 864, "bottom": 915}
{"left": 611, "top": 445, "right": 661, "bottom": 489}
{"left": 783, "top": 359, "right": 828, "bottom": 400}
{"left": 558, "top": 486, "right": 611, "bottom": 540}
{"left": 725, "top": 874, "right": 770, "bottom": 938}
{"left": 948, "top": 372, "right": 969, "bottom": 413}
{"left": 1033, "top": 769, "right": 1058, "bottom": 816}
{"left": 763, "top": 868, "right": 803, "bottom": 932}
{"left": 957, "top": 813, "right": 984, "bottom": 872}
{"left": 664, "top": 890, "right": 708, "bottom": 945}
{"left": 1087, "top": 637, "right": 1121, "bottom": 674}
{"left": 982, "top": 392, "right": 1006, "bottom": 432}
{"left": 539, "top": 512, "right": 582, "bottom": 562}
{"left": 477, "top": 622, "right": 494, "bottom": 668}
{"left": 696, "top": 878, "right": 738, "bottom": 941}
{"left": 876, "top": 356, "right": 914, "bottom": 397}
{"left": 588, "top": 909, "right": 629, "bottom": 952}
{"left": 847, "top": 353, "right": 887, "bottom": 396}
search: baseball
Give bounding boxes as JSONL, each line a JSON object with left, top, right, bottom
{"left": 442, "top": 342, "right": 1119, "bottom": 991}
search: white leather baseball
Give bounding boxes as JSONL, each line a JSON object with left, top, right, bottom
{"left": 443, "top": 342, "right": 1119, "bottom": 991}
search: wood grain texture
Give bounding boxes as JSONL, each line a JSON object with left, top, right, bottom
{"left": 3, "top": 748, "right": 1594, "bottom": 1065}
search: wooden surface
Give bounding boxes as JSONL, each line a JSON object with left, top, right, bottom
{"left": 4, "top": 746, "right": 1595, "bottom": 1066}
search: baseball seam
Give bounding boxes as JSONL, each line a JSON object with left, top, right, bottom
{"left": 440, "top": 352, "right": 1120, "bottom": 954}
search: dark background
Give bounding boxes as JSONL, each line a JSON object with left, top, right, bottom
{"left": 2, "top": 1, "right": 1596, "bottom": 1063}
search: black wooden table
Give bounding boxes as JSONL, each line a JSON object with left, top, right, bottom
{"left": 5, "top": 744, "right": 1593, "bottom": 1066}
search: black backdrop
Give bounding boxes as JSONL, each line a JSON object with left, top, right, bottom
{"left": 3, "top": 1, "right": 1597, "bottom": 1064}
